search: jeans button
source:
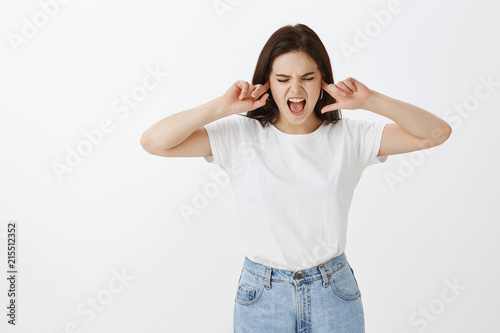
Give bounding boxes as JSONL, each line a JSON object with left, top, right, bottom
{"left": 295, "top": 273, "right": 308, "bottom": 279}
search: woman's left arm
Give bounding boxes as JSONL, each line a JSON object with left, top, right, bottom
{"left": 321, "top": 78, "right": 452, "bottom": 157}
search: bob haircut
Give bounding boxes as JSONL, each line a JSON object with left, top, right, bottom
{"left": 242, "top": 23, "right": 342, "bottom": 127}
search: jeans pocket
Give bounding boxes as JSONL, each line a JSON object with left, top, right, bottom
{"left": 329, "top": 261, "right": 361, "bottom": 301}
{"left": 235, "top": 268, "right": 265, "bottom": 306}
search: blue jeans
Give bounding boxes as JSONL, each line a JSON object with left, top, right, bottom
{"left": 233, "top": 252, "right": 365, "bottom": 333}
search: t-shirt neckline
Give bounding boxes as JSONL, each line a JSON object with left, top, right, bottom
{"left": 269, "top": 120, "right": 326, "bottom": 140}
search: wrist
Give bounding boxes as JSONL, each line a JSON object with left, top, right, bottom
{"left": 212, "top": 96, "right": 232, "bottom": 117}
{"left": 361, "top": 89, "right": 380, "bottom": 111}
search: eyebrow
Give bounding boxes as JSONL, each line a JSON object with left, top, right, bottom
{"left": 274, "top": 71, "right": 316, "bottom": 78}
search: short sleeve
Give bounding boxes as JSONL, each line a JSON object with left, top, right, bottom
{"left": 343, "top": 117, "right": 389, "bottom": 170}
{"left": 203, "top": 114, "right": 242, "bottom": 171}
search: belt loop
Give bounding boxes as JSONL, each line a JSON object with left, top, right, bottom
{"left": 318, "top": 264, "right": 328, "bottom": 288}
{"left": 264, "top": 267, "right": 272, "bottom": 289}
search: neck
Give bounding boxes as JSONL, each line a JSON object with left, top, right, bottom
{"left": 273, "top": 115, "right": 323, "bottom": 134}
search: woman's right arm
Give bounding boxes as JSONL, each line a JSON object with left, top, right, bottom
{"left": 140, "top": 96, "right": 227, "bottom": 157}
{"left": 139, "top": 80, "right": 269, "bottom": 158}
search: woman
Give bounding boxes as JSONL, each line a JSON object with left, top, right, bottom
{"left": 140, "top": 23, "right": 451, "bottom": 333}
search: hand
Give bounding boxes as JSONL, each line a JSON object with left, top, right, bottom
{"left": 219, "top": 80, "right": 270, "bottom": 115}
{"left": 320, "top": 77, "right": 374, "bottom": 113}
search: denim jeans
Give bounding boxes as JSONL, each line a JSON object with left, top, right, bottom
{"left": 233, "top": 252, "right": 365, "bottom": 333}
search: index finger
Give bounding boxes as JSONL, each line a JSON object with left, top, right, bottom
{"left": 253, "top": 80, "right": 271, "bottom": 100}
{"left": 321, "top": 80, "right": 331, "bottom": 90}
{"left": 322, "top": 80, "right": 347, "bottom": 97}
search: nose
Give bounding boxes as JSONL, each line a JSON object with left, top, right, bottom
{"left": 289, "top": 78, "right": 304, "bottom": 92}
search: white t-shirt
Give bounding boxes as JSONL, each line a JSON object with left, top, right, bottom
{"left": 203, "top": 113, "right": 388, "bottom": 271}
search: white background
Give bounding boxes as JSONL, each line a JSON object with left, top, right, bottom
{"left": 1, "top": 0, "right": 499, "bottom": 332}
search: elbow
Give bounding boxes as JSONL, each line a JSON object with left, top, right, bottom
{"left": 140, "top": 132, "right": 171, "bottom": 156}
{"left": 140, "top": 132, "right": 154, "bottom": 154}
{"left": 432, "top": 124, "right": 452, "bottom": 146}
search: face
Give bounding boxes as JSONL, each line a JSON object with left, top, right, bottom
{"left": 269, "top": 51, "right": 323, "bottom": 127}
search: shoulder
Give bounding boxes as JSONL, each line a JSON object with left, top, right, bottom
{"left": 322, "top": 117, "right": 368, "bottom": 144}
{"left": 338, "top": 116, "right": 388, "bottom": 146}
{"left": 204, "top": 113, "right": 264, "bottom": 139}
{"left": 232, "top": 113, "right": 268, "bottom": 131}
{"left": 209, "top": 113, "right": 260, "bottom": 126}
{"left": 340, "top": 116, "right": 381, "bottom": 134}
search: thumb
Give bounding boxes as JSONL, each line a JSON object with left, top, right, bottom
{"left": 321, "top": 100, "right": 343, "bottom": 113}
{"left": 252, "top": 93, "right": 269, "bottom": 109}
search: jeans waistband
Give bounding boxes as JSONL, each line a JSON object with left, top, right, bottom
{"left": 242, "top": 252, "right": 347, "bottom": 287}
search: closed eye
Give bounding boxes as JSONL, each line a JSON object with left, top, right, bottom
{"left": 278, "top": 78, "right": 315, "bottom": 82}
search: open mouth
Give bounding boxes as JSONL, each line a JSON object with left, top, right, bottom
{"left": 287, "top": 98, "right": 306, "bottom": 115}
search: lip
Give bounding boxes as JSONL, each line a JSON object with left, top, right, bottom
{"left": 286, "top": 97, "right": 307, "bottom": 108}
{"left": 286, "top": 97, "right": 307, "bottom": 106}
{"left": 287, "top": 98, "right": 306, "bottom": 116}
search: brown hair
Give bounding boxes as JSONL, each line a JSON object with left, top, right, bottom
{"left": 242, "top": 23, "right": 342, "bottom": 127}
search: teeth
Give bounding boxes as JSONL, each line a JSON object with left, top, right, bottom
{"left": 288, "top": 98, "right": 305, "bottom": 103}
